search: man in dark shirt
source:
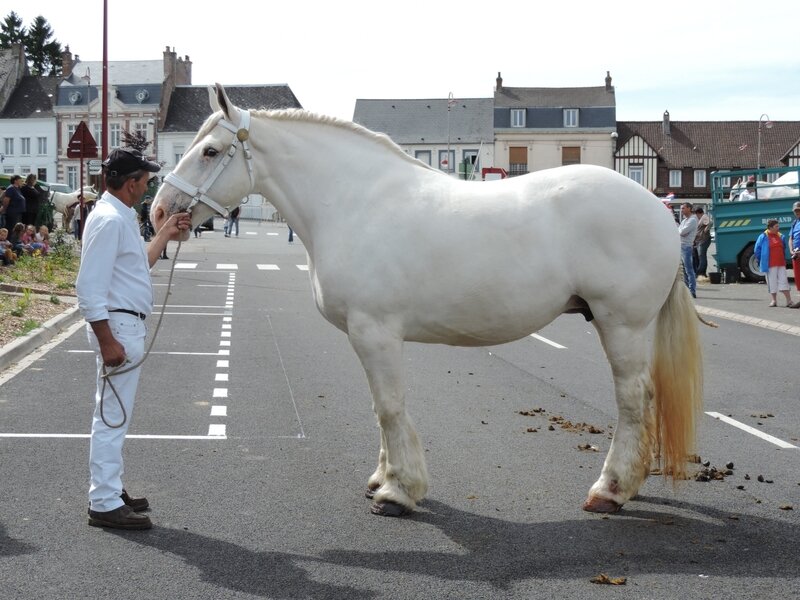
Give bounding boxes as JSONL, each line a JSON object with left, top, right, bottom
{"left": 21, "top": 174, "right": 42, "bottom": 227}
{"left": 2, "top": 175, "right": 26, "bottom": 229}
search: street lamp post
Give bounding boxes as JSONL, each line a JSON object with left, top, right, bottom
{"left": 757, "top": 113, "right": 773, "bottom": 170}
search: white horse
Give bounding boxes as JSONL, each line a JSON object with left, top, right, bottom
{"left": 152, "top": 84, "right": 704, "bottom": 516}
{"left": 728, "top": 172, "right": 799, "bottom": 201}
{"left": 51, "top": 187, "right": 97, "bottom": 231}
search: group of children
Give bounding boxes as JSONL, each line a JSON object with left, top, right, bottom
{"left": 0, "top": 223, "right": 51, "bottom": 266}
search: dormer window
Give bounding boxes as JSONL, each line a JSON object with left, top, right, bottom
{"left": 563, "top": 108, "right": 579, "bottom": 127}
{"left": 510, "top": 108, "right": 526, "bottom": 128}
{"left": 68, "top": 91, "right": 83, "bottom": 105}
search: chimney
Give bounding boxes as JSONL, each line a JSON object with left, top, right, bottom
{"left": 176, "top": 54, "right": 192, "bottom": 85}
{"left": 605, "top": 70, "right": 612, "bottom": 91}
{"left": 496, "top": 71, "right": 503, "bottom": 92}
{"left": 61, "top": 45, "right": 74, "bottom": 78}
{"left": 663, "top": 110, "right": 671, "bottom": 135}
{"left": 163, "top": 45, "right": 176, "bottom": 82}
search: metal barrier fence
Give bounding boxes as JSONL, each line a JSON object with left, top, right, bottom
{"left": 238, "top": 194, "right": 281, "bottom": 221}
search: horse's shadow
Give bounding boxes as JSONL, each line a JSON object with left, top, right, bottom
{"left": 113, "top": 495, "right": 797, "bottom": 596}
{"left": 312, "top": 496, "right": 798, "bottom": 589}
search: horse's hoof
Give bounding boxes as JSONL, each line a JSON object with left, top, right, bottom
{"left": 582, "top": 495, "right": 623, "bottom": 513}
{"left": 370, "top": 501, "right": 412, "bottom": 517}
{"left": 365, "top": 487, "right": 376, "bottom": 499}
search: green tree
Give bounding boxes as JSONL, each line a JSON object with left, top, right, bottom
{"left": 0, "top": 11, "right": 26, "bottom": 48}
{"left": 25, "top": 15, "right": 62, "bottom": 76}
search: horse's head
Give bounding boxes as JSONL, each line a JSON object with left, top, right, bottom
{"left": 151, "top": 84, "right": 255, "bottom": 236}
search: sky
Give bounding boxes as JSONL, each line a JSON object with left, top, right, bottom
{"left": 9, "top": 0, "right": 800, "bottom": 123}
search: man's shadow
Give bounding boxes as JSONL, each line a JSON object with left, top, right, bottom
{"left": 113, "top": 526, "right": 376, "bottom": 600}
{"left": 0, "top": 523, "right": 37, "bottom": 558}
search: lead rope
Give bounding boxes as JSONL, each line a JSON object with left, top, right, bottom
{"left": 98, "top": 238, "right": 183, "bottom": 428}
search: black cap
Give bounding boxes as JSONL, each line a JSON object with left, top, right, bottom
{"left": 102, "top": 148, "right": 160, "bottom": 178}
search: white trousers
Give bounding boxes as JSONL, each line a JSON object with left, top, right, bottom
{"left": 87, "top": 313, "right": 146, "bottom": 512}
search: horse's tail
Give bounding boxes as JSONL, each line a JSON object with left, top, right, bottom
{"left": 651, "top": 270, "right": 703, "bottom": 481}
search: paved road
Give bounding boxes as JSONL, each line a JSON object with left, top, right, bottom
{"left": 0, "top": 220, "right": 797, "bottom": 599}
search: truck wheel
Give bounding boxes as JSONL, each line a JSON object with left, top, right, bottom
{"left": 739, "top": 245, "right": 765, "bottom": 282}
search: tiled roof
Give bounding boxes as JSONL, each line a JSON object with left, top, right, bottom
{"left": 495, "top": 86, "right": 615, "bottom": 108}
{"left": 0, "top": 76, "right": 59, "bottom": 118}
{"left": 617, "top": 121, "right": 800, "bottom": 169}
{"left": 352, "top": 98, "right": 495, "bottom": 144}
{"left": 163, "top": 85, "right": 302, "bottom": 132}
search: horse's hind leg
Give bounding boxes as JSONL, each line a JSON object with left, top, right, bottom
{"left": 347, "top": 314, "right": 428, "bottom": 516}
{"left": 584, "top": 323, "right": 654, "bottom": 513}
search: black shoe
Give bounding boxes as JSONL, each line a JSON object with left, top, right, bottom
{"left": 121, "top": 489, "right": 149, "bottom": 512}
{"left": 88, "top": 504, "right": 152, "bottom": 530}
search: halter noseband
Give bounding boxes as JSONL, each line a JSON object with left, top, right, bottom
{"left": 164, "top": 108, "right": 255, "bottom": 218}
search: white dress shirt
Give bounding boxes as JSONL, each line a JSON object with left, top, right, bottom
{"left": 76, "top": 191, "right": 153, "bottom": 323}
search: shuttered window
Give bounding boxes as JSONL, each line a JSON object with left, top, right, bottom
{"left": 562, "top": 147, "right": 581, "bottom": 165}
{"left": 509, "top": 147, "right": 527, "bottom": 177}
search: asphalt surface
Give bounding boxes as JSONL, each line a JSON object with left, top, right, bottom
{"left": 0, "top": 220, "right": 797, "bottom": 599}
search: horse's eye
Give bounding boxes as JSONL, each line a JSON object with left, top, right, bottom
{"left": 204, "top": 147, "right": 219, "bottom": 158}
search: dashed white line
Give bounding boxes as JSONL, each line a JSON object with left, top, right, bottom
{"left": 215, "top": 373, "right": 229, "bottom": 381}
{"left": 257, "top": 264, "right": 280, "bottom": 270}
{"left": 530, "top": 333, "right": 567, "bottom": 349}
{"left": 210, "top": 405, "right": 227, "bottom": 417}
{"left": 296, "top": 265, "right": 309, "bottom": 271}
{"left": 216, "top": 264, "right": 238, "bottom": 270}
{"left": 207, "top": 424, "right": 226, "bottom": 437}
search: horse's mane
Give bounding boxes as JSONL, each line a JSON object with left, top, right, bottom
{"left": 191, "top": 108, "right": 436, "bottom": 171}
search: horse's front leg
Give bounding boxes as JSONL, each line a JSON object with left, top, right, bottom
{"left": 347, "top": 313, "right": 428, "bottom": 517}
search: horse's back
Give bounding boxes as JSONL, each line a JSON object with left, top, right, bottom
{"left": 311, "top": 164, "right": 679, "bottom": 344}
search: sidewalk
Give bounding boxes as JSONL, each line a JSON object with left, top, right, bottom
{"left": 694, "top": 277, "right": 800, "bottom": 335}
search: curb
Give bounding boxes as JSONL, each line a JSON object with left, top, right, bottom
{"left": 0, "top": 304, "right": 83, "bottom": 372}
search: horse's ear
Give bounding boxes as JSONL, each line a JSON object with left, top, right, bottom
{"left": 210, "top": 83, "right": 237, "bottom": 123}
{"left": 208, "top": 85, "right": 221, "bottom": 112}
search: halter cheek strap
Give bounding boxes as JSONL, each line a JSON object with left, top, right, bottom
{"left": 164, "top": 108, "right": 255, "bottom": 218}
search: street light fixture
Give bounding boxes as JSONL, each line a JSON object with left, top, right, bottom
{"left": 757, "top": 113, "right": 773, "bottom": 169}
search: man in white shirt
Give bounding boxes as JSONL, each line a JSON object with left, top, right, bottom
{"left": 77, "top": 148, "right": 191, "bottom": 530}
{"left": 739, "top": 181, "right": 757, "bottom": 202}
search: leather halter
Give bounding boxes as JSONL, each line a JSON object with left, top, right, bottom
{"left": 164, "top": 108, "right": 255, "bottom": 218}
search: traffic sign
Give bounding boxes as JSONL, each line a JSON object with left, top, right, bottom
{"left": 67, "top": 121, "right": 98, "bottom": 159}
{"left": 88, "top": 159, "right": 102, "bottom": 175}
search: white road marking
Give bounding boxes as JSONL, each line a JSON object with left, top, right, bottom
{"left": 219, "top": 340, "right": 231, "bottom": 347}
{"left": 210, "top": 405, "right": 227, "bottom": 416}
{"left": 0, "top": 433, "right": 227, "bottom": 440}
{"left": 216, "top": 264, "right": 238, "bottom": 270}
{"left": 208, "top": 424, "right": 226, "bottom": 437}
{"left": 222, "top": 324, "right": 231, "bottom": 330}
{"left": 706, "top": 412, "right": 798, "bottom": 449}
{"left": 213, "top": 388, "right": 228, "bottom": 398}
{"left": 218, "top": 349, "right": 230, "bottom": 356}
{"left": 530, "top": 333, "right": 567, "bottom": 349}
{"left": 257, "top": 264, "right": 280, "bottom": 270}
{"left": 221, "top": 331, "right": 231, "bottom": 338}
{"left": 216, "top": 360, "right": 229, "bottom": 368}
{"left": 215, "top": 373, "right": 228, "bottom": 381}
{"left": 0, "top": 321, "right": 85, "bottom": 386}
{"left": 296, "top": 265, "right": 309, "bottom": 271}
{"left": 696, "top": 306, "right": 800, "bottom": 337}
{"left": 267, "top": 232, "right": 279, "bottom": 236}
{"left": 246, "top": 232, "right": 257, "bottom": 235}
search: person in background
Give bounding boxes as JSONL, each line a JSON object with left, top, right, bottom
{"left": 224, "top": 206, "right": 240, "bottom": 237}
{"left": 739, "top": 180, "right": 757, "bottom": 202}
{"left": 77, "top": 147, "right": 191, "bottom": 530}
{"left": 693, "top": 206, "right": 712, "bottom": 280}
{"left": 9, "top": 222, "right": 30, "bottom": 255}
{"left": 788, "top": 201, "right": 800, "bottom": 309}
{"left": 678, "top": 202, "right": 698, "bottom": 298}
{"left": 0, "top": 227, "right": 16, "bottom": 265}
{"left": 3, "top": 175, "right": 26, "bottom": 231}
{"left": 753, "top": 219, "right": 793, "bottom": 307}
{"left": 21, "top": 174, "right": 42, "bottom": 228}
